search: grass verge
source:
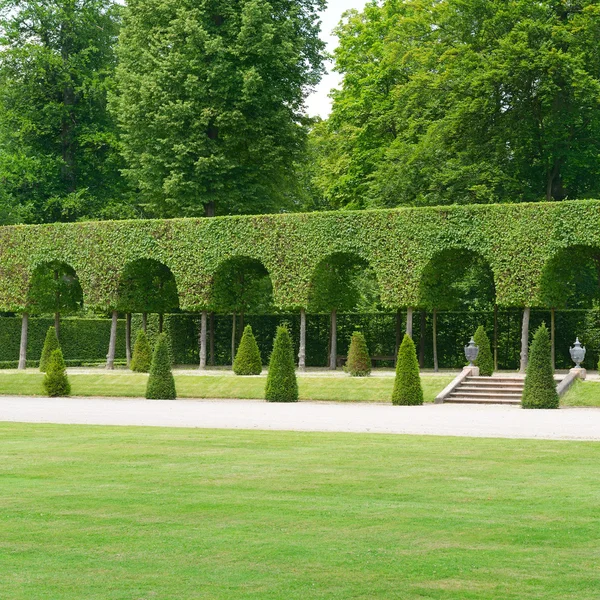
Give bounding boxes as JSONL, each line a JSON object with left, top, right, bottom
{"left": 561, "top": 379, "right": 600, "bottom": 407}
{"left": 0, "top": 372, "right": 453, "bottom": 403}
{"left": 0, "top": 423, "right": 599, "bottom": 599}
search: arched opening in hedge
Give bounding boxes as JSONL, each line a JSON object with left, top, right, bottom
{"left": 539, "top": 245, "right": 600, "bottom": 369}
{"left": 117, "top": 258, "right": 180, "bottom": 365}
{"left": 19, "top": 261, "right": 84, "bottom": 369}
{"left": 418, "top": 248, "right": 496, "bottom": 371}
{"left": 308, "top": 251, "right": 381, "bottom": 370}
{"left": 208, "top": 256, "right": 274, "bottom": 366}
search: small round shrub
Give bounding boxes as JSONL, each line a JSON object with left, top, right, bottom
{"left": 43, "top": 348, "right": 71, "bottom": 397}
{"left": 131, "top": 329, "right": 152, "bottom": 373}
{"left": 146, "top": 333, "right": 176, "bottom": 399}
{"left": 392, "top": 334, "right": 423, "bottom": 405}
{"left": 265, "top": 326, "right": 298, "bottom": 403}
{"left": 233, "top": 325, "right": 262, "bottom": 375}
{"left": 473, "top": 325, "right": 493, "bottom": 376}
{"left": 522, "top": 323, "right": 558, "bottom": 409}
{"left": 39, "top": 326, "right": 60, "bottom": 373}
{"left": 345, "top": 331, "right": 371, "bottom": 376}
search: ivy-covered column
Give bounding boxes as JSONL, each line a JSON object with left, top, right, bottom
{"left": 106, "top": 310, "right": 118, "bottom": 370}
{"left": 519, "top": 307, "right": 530, "bottom": 373}
{"left": 199, "top": 311, "right": 207, "bottom": 370}
{"left": 18, "top": 312, "right": 28, "bottom": 370}
{"left": 298, "top": 308, "right": 306, "bottom": 371}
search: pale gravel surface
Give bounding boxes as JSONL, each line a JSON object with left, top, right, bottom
{"left": 1, "top": 396, "right": 600, "bottom": 440}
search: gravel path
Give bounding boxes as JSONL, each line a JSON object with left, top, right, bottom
{"left": 1, "top": 396, "right": 599, "bottom": 440}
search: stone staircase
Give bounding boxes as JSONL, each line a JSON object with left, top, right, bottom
{"left": 444, "top": 376, "right": 524, "bottom": 405}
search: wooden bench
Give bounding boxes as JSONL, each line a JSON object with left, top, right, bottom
{"left": 336, "top": 355, "right": 396, "bottom": 368}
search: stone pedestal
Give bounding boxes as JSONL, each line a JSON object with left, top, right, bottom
{"left": 569, "top": 367, "right": 587, "bottom": 381}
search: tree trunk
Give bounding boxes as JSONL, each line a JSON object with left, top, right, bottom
{"left": 18, "top": 312, "right": 28, "bottom": 370}
{"left": 519, "top": 307, "right": 531, "bottom": 373}
{"left": 204, "top": 201, "right": 215, "bottom": 217}
{"left": 125, "top": 313, "right": 132, "bottom": 367}
{"left": 433, "top": 308, "right": 438, "bottom": 373}
{"left": 142, "top": 312, "right": 147, "bottom": 333}
{"left": 406, "top": 307, "right": 413, "bottom": 338}
{"left": 54, "top": 268, "right": 60, "bottom": 340}
{"left": 209, "top": 312, "right": 215, "bottom": 366}
{"left": 231, "top": 312, "right": 236, "bottom": 366}
{"left": 106, "top": 310, "right": 118, "bottom": 370}
{"left": 395, "top": 309, "right": 402, "bottom": 363}
{"left": 493, "top": 304, "right": 498, "bottom": 372}
{"left": 199, "top": 311, "right": 207, "bottom": 370}
{"left": 239, "top": 312, "right": 244, "bottom": 339}
{"left": 419, "top": 310, "right": 426, "bottom": 368}
{"left": 158, "top": 313, "right": 164, "bottom": 334}
{"left": 298, "top": 308, "right": 306, "bottom": 371}
{"left": 551, "top": 307, "right": 555, "bottom": 372}
{"left": 54, "top": 312, "right": 60, "bottom": 341}
{"left": 329, "top": 309, "right": 337, "bottom": 370}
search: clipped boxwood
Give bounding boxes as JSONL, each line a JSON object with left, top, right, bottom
{"left": 522, "top": 323, "right": 559, "bottom": 409}
{"left": 392, "top": 334, "right": 423, "bottom": 405}
{"left": 473, "top": 325, "right": 493, "bottom": 376}
{"left": 146, "top": 333, "right": 176, "bottom": 400}
{"left": 43, "top": 348, "right": 71, "bottom": 397}
{"left": 39, "top": 326, "right": 60, "bottom": 372}
{"left": 265, "top": 326, "right": 298, "bottom": 403}
{"left": 131, "top": 329, "right": 152, "bottom": 373}
{"left": 233, "top": 325, "right": 262, "bottom": 375}
{"left": 345, "top": 331, "right": 371, "bottom": 376}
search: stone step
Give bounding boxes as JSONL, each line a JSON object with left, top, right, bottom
{"left": 465, "top": 377, "right": 524, "bottom": 384}
{"left": 445, "top": 396, "right": 521, "bottom": 405}
{"left": 460, "top": 384, "right": 524, "bottom": 391}
{"left": 448, "top": 391, "right": 522, "bottom": 400}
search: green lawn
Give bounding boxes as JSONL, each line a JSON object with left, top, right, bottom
{"left": 0, "top": 423, "right": 599, "bottom": 599}
{"left": 0, "top": 371, "right": 453, "bottom": 403}
{"left": 561, "top": 379, "right": 600, "bottom": 407}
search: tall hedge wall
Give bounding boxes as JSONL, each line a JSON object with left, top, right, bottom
{"left": 0, "top": 200, "right": 598, "bottom": 312}
{"left": 0, "top": 317, "right": 127, "bottom": 365}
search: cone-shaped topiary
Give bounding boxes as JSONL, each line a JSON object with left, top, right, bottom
{"left": 522, "top": 323, "right": 558, "bottom": 409}
{"left": 233, "top": 325, "right": 262, "bottom": 375}
{"left": 146, "top": 333, "right": 176, "bottom": 399}
{"left": 131, "top": 329, "right": 152, "bottom": 373}
{"left": 39, "top": 326, "right": 60, "bottom": 372}
{"left": 392, "top": 334, "right": 423, "bottom": 405}
{"left": 345, "top": 331, "right": 371, "bottom": 376}
{"left": 473, "top": 325, "right": 494, "bottom": 376}
{"left": 265, "top": 326, "right": 298, "bottom": 402}
{"left": 43, "top": 348, "right": 70, "bottom": 396}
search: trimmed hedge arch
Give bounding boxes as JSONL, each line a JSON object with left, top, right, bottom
{"left": 0, "top": 200, "right": 599, "bottom": 312}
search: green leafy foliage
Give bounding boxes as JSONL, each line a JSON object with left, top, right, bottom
{"left": 0, "top": 201, "right": 600, "bottom": 312}
{"left": 392, "top": 334, "right": 423, "bottom": 405}
{"left": 522, "top": 324, "right": 559, "bottom": 409}
{"left": 345, "top": 331, "right": 371, "bottom": 377}
{"left": 0, "top": 0, "right": 128, "bottom": 224}
{"left": 39, "top": 326, "right": 60, "bottom": 373}
{"left": 146, "top": 333, "right": 176, "bottom": 400}
{"left": 130, "top": 329, "right": 152, "bottom": 373}
{"left": 27, "top": 262, "right": 83, "bottom": 316}
{"left": 474, "top": 326, "right": 494, "bottom": 376}
{"left": 265, "top": 326, "right": 298, "bottom": 402}
{"left": 233, "top": 325, "right": 262, "bottom": 375}
{"left": 42, "top": 348, "right": 71, "bottom": 396}
{"left": 312, "top": 0, "right": 600, "bottom": 209}
{"left": 112, "top": 0, "right": 326, "bottom": 217}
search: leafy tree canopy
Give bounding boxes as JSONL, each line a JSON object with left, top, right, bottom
{"left": 112, "top": 0, "right": 326, "bottom": 217}
{"left": 312, "top": 0, "right": 600, "bottom": 209}
{"left": 0, "top": 0, "right": 129, "bottom": 224}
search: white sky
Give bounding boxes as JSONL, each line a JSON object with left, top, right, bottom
{"left": 305, "top": 0, "right": 369, "bottom": 119}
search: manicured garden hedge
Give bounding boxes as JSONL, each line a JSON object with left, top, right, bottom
{"left": 0, "top": 200, "right": 598, "bottom": 311}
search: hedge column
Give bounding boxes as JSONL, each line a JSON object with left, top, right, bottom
{"left": 520, "top": 307, "right": 531, "bottom": 373}
{"left": 298, "top": 308, "right": 306, "bottom": 371}
{"left": 106, "top": 310, "right": 118, "bottom": 370}
{"left": 199, "top": 310, "right": 207, "bottom": 370}
{"left": 125, "top": 313, "right": 132, "bottom": 367}
{"left": 329, "top": 309, "right": 337, "bottom": 370}
{"left": 18, "top": 312, "right": 28, "bottom": 370}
